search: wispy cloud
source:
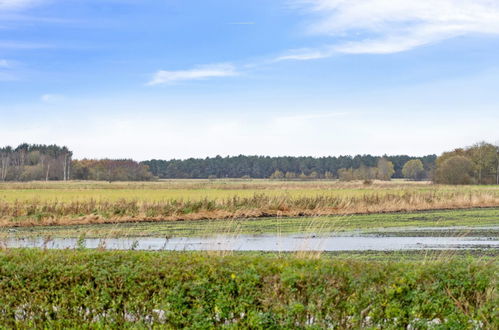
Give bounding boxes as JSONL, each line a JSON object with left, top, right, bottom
{"left": 284, "top": 0, "right": 499, "bottom": 58}
{"left": 0, "top": 41, "right": 50, "bottom": 49}
{"left": 0, "top": 59, "right": 10, "bottom": 67}
{"left": 148, "top": 63, "right": 238, "bottom": 85}
{"left": 41, "top": 93, "right": 64, "bottom": 103}
{"left": 0, "top": 0, "right": 45, "bottom": 11}
{"left": 276, "top": 112, "right": 348, "bottom": 121}
{"left": 275, "top": 47, "right": 335, "bottom": 61}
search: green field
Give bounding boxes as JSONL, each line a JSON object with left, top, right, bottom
{"left": 0, "top": 249, "right": 496, "bottom": 328}
{"left": 1, "top": 179, "right": 499, "bottom": 202}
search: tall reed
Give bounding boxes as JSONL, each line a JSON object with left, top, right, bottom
{"left": 1, "top": 190, "right": 498, "bottom": 227}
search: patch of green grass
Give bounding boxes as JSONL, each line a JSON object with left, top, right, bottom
{"left": 0, "top": 249, "right": 496, "bottom": 328}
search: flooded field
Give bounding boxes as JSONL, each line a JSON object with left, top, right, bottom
{"left": 4, "top": 226, "right": 498, "bottom": 251}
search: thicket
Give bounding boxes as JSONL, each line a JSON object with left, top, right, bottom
{"left": 0, "top": 250, "right": 496, "bottom": 328}
{"left": 336, "top": 158, "right": 396, "bottom": 182}
{"left": 72, "top": 159, "right": 154, "bottom": 182}
{"left": 434, "top": 142, "right": 499, "bottom": 185}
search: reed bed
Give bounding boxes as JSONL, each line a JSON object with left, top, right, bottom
{"left": 1, "top": 190, "right": 498, "bottom": 227}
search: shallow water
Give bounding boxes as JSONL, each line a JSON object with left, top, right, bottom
{"left": 4, "top": 234, "right": 498, "bottom": 251}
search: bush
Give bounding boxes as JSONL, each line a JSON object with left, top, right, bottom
{"left": 0, "top": 250, "right": 496, "bottom": 328}
{"left": 435, "top": 156, "right": 474, "bottom": 185}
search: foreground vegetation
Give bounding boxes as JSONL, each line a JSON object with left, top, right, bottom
{"left": 0, "top": 249, "right": 496, "bottom": 328}
{"left": 1, "top": 180, "right": 498, "bottom": 227}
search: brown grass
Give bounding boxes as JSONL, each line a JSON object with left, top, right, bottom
{"left": 1, "top": 190, "right": 498, "bottom": 228}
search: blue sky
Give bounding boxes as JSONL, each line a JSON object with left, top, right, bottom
{"left": 1, "top": 0, "right": 498, "bottom": 160}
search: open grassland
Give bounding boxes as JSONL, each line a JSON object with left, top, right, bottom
{"left": 0, "top": 249, "right": 496, "bottom": 328}
{"left": 2, "top": 179, "right": 499, "bottom": 202}
{"left": 4, "top": 208, "right": 498, "bottom": 239}
{"left": 1, "top": 180, "right": 498, "bottom": 227}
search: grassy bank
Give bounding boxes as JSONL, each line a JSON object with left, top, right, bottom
{"left": 1, "top": 182, "right": 498, "bottom": 227}
{"left": 3, "top": 207, "right": 498, "bottom": 239}
{"left": 0, "top": 249, "right": 496, "bottom": 328}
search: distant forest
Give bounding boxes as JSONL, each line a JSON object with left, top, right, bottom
{"left": 0, "top": 144, "right": 151, "bottom": 182}
{"left": 143, "top": 155, "right": 437, "bottom": 179}
{"left": 2, "top": 142, "right": 498, "bottom": 184}
{"left": 0, "top": 144, "right": 72, "bottom": 181}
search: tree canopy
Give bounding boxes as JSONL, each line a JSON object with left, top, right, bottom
{"left": 434, "top": 142, "right": 499, "bottom": 185}
{"left": 402, "top": 159, "right": 425, "bottom": 181}
{"left": 142, "top": 154, "right": 436, "bottom": 179}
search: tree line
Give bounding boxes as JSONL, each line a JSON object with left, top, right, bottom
{"left": 142, "top": 154, "right": 436, "bottom": 180}
{"left": 1, "top": 142, "right": 497, "bottom": 184}
{"left": 0, "top": 144, "right": 152, "bottom": 182}
{"left": 0, "top": 144, "right": 72, "bottom": 181}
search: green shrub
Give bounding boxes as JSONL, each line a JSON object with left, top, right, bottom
{"left": 0, "top": 250, "right": 496, "bottom": 328}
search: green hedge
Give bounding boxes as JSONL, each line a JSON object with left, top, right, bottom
{"left": 0, "top": 250, "right": 497, "bottom": 328}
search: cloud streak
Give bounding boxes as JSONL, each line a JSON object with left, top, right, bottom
{"left": 41, "top": 93, "right": 64, "bottom": 103}
{"left": 275, "top": 47, "right": 335, "bottom": 61}
{"left": 0, "top": 0, "right": 44, "bottom": 11}
{"left": 148, "top": 63, "right": 237, "bottom": 85}
{"left": 0, "top": 41, "right": 51, "bottom": 49}
{"left": 284, "top": 0, "right": 499, "bottom": 58}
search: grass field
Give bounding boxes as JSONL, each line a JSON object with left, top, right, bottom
{"left": 1, "top": 180, "right": 498, "bottom": 227}
{"left": 2, "top": 179, "right": 499, "bottom": 202}
{"left": 0, "top": 249, "right": 496, "bottom": 328}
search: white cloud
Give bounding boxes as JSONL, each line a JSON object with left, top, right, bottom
{"left": 287, "top": 0, "right": 499, "bottom": 57}
{"left": 0, "top": 41, "right": 49, "bottom": 49}
{"left": 275, "top": 47, "right": 335, "bottom": 61}
{"left": 0, "top": 0, "right": 43, "bottom": 11}
{"left": 275, "top": 112, "right": 348, "bottom": 122}
{"left": 148, "top": 63, "right": 238, "bottom": 85}
{"left": 3, "top": 108, "right": 497, "bottom": 160}
{"left": 41, "top": 93, "right": 64, "bottom": 103}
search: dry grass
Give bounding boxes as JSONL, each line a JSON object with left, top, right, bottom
{"left": 1, "top": 189, "right": 498, "bottom": 227}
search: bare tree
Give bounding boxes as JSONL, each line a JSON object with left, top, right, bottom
{"left": 0, "top": 148, "right": 10, "bottom": 181}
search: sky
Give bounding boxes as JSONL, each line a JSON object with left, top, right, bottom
{"left": 1, "top": 0, "right": 498, "bottom": 160}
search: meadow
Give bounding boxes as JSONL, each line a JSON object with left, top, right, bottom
{"left": 1, "top": 180, "right": 498, "bottom": 227}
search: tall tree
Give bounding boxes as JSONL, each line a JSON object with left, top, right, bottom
{"left": 468, "top": 142, "right": 497, "bottom": 184}
{"left": 376, "top": 158, "right": 395, "bottom": 181}
{"left": 402, "top": 159, "right": 425, "bottom": 181}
